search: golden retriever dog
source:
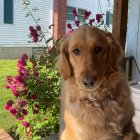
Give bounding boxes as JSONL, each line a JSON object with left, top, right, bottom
{"left": 57, "top": 26, "right": 140, "bottom": 140}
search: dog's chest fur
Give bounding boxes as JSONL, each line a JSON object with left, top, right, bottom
{"left": 62, "top": 78, "right": 126, "bottom": 140}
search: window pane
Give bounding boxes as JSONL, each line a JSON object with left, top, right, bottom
{"left": 67, "top": 6, "right": 74, "bottom": 14}
{"left": 78, "top": 9, "right": 85, "bottom": 16}
{"left": 66, "top": 14, "right": 75, "bottom": 21}
{"left": 77, "top": 15, "right": 86, "bottom": 22}
{"left": 4, "top": 0, "right": 13, "bottom": 24}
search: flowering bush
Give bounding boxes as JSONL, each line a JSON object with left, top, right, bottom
{"left": 5, "top": 47, "right": 60, "bottom": 139}
{"left": 66, "top": 8, "right": 107, "bottom": 36}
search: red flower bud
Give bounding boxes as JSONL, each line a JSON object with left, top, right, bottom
{"left": 75, "top": 20, "right": 80, "bottom": 27}
{"left": 72, "top": 8, "right": 77, "bottom": 16}
{"left": 96, "top": 14, "right": 103, "bottom": 23}
{"left": 22, "top": 121, "right": 30, "bottom": 128}
{"left": 67, "top": 23, "right": 72, "bottom": 29}
{"left": 9, "top": 108, "right": 17, "bottom": 116}
{"left": 89, "top": 18, "right": 95, "bottom": 25}
{"left": 6, "top": 76, "right": 12, "bottom": 84}
{"left": 31, "top": 94, "right": 37, "bottom": 100}
{"left": 4, "top": 104, "right": 11, "bottom": 110}
{"left": 21, "top": 109, "right": 28, "bottom": 115}
{"left": 36, "top": 25, "right": 41, "bottom": 31}
{"left": 7, "top": 99, "right": 14, "bottom": 106}
{"left": 84, "top": 10, "right": 91, "bottom": 19}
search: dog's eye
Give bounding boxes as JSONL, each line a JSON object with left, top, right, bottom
{"left": 72, "top": 48, "right": 80, "bottom": 55}
{"left": 94, "top": 47, "right": 102, "bottom": 53}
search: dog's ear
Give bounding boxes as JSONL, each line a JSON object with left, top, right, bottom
{"left": 57, "top": 38, "right": 73, "bottom": 80}
{"left": 106, "top": 32, "right": 125, "bottom": 72}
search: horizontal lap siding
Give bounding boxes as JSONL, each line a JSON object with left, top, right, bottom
{"left": 126, "top": 0, "right": 140, "bottom": 81}
{"left": 67, "top": 0, "right": 97, "bottom": 16}
{"left": 0, "top": 0, "right": 53, "bottom": 46}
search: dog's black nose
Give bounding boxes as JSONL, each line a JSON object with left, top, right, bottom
{"left": 82, "top": 74, "right": 97, "bottom": 88}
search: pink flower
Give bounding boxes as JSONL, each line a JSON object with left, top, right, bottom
{"left": 4, "top": 84, "right": 10, "bottom": 89}
{"left": 36, "top": 25, "right": 41, "bottom": 31}
{"left": 4, "top": 104, "right": 11, "bottom": 110}
{"left": 7, "top": 99, "right": 14, "bottom": 106}
{"left": 10, "top": 85, "right": 19, "bottom": 97}
{"left": 14, "top": 76, "right": 23, "bottom": 83}
{"left": 18, "top": 58, "right": 26, "bottom": 67}
{"left": 9, "top": 108, "right": 17, "bottom": 116}
{"left": 21, "top": 101, "right": 27, "bottom": 107}
{"left": 17, "top": 116, "right": 24, "bottom": 121}
{"left": 75, "top": 20, "right": 80, "bottom": 26}
{"left": 67, "top": 23, "right": 72, "bottom": 29}
{"left": 33, "top": 36, "right": 38, "bottom": 43}
{"left": 96, "top": 14, "right": 103, "bottom": 23}
{"left": 29, "top": 26, "right": 34, "bottom": 32}
{"left": 89, "top": 18, "right": 95, "bottom": 25}
{"left": 23, "top": 69, "right": 30, "bottom": 77}
{"left": 13, "top": 91, "right": 19, "bottom": 97}
{"left": 6, "top": 76, "right": 12, "bottom": 84}
{"left": 30, "top": 28, "right": 37, "bottom": 37}
{"left": 84, "top": 10, "right": 91, "bottom": 19}
{"left": 66, "top": 29, "right": 73, "bottom": 36}
{"left": 21, "top": 109, "right": 28, "bottom": 115}
{"left": 31, "top": 94, "right": 37, "bottom": 100}
{"left": 18, "top": 66, "right": 25, "bottom": 74}
{"left": 22, "top": 53, "right": 28, "bottom": 60}
{"left": 17, "top": 59, "right": 26, "bottom": 71}
{"left": 72, "top": 8, "right": 77, "bottom": 16}
{"left": 22, "top": 121, "right": 30, "bottom": 128}
{"left": 33, "top": 69, "right": 39, "bottom": 77}
{"left": 29, "top": 26, "right": 39, "bottom": 43}
{"left": 21, "top": 54, "right": 28, "bottom": 65}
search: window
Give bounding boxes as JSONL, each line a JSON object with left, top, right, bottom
{"left": 66, "top": 6, "right": 86, "bottom": 22}
{"left": 106, "top": 11, "right": 113, "bottom": 26}
{"left": 4, "top": 0, "right": 13, "bottom": 24}
{"left": 66, "top": 6, "right": 75, "bottom": 21}
{"left": 77, "top": 8, "right": 86, "bottom": 22}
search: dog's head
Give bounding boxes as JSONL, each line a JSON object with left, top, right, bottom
{"left": 57, "top": 26, "right": 124, "bottom": 89}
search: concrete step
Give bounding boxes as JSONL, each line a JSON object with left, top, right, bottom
{"left": 0, "top": 129, "right": 14, "bottom": 140}
{"left": 133, "top": 116, "right": 140, "bottom": 133}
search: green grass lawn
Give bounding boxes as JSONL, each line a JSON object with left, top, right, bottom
{"left": 0, "top": 59, "right": 18, "bottom": 132}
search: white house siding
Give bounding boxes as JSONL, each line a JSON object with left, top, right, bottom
{"left": 0, "top": 0, "right": 53, "bottom": 46}
{"left": 67, "top": 0, "right": 97, "bottom": 16}
{"left": 126, "top": 0, "right": 140, "bottom": 82}
{"left": 67, "top": 0, "right": 114, "bottom": 32}
{"left": 126, "top": 0, "right": 140, "bottom": 133}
